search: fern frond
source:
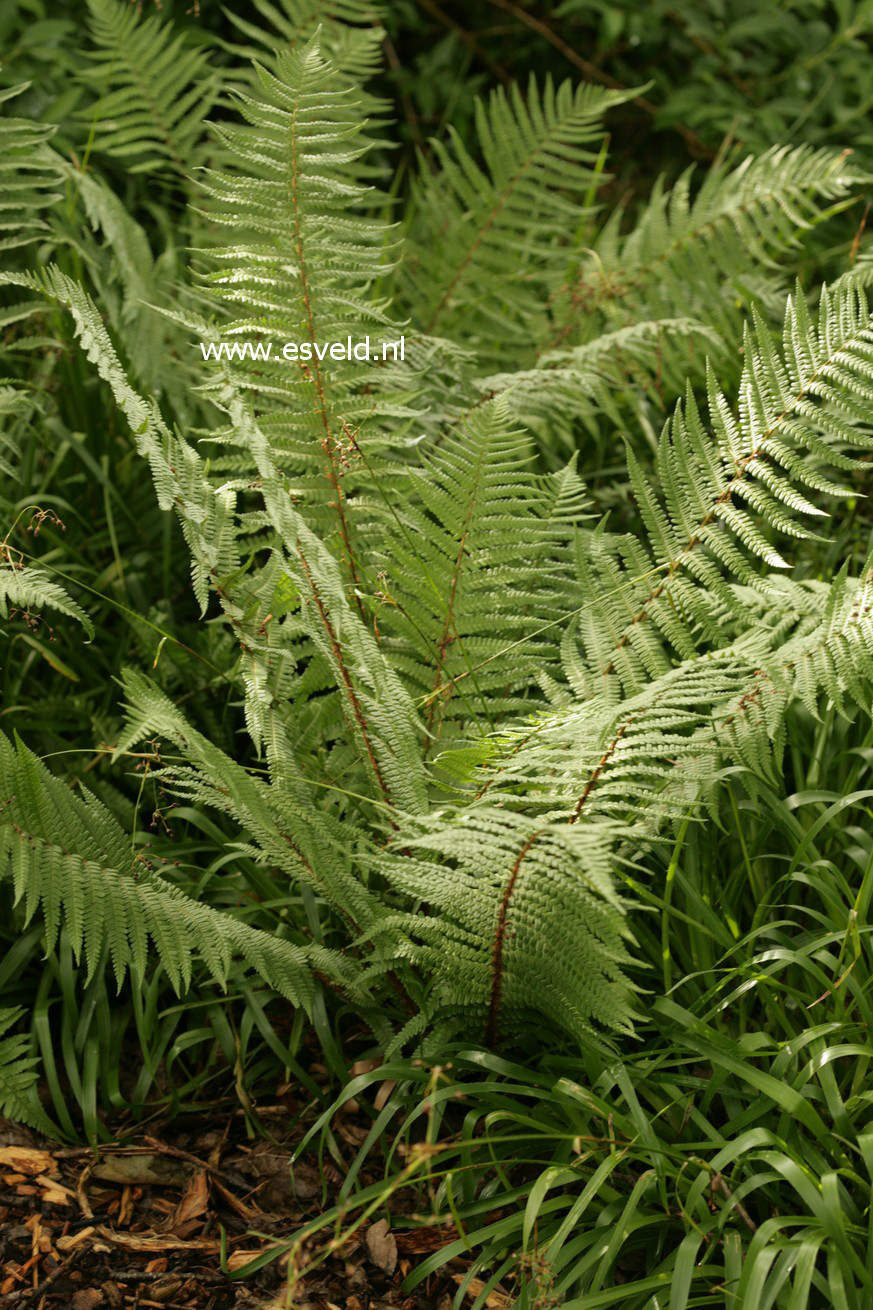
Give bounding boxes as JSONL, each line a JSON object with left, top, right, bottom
{"left": 548, "top": 145, "right": 861, "bottom": 355}
{"left": 0, "top": 83, "right": 64, "bottom": 252}
{"left": 0, "top": 733, "right": 318, "bottom": 1006}
{"left": 0, "top": 565, "right": 93, "bottom": 639}
{"left": 195, "top": 38, "right": 414, "bottom": 592}
{"left": 570, "top": 280, "right": 873, "bottom": 698}
{"left": 378, "top": 810, "right": 635, "bottom": 1046}
{"left": 220, "top": 0, "right": 387, "bottom": 105}
{"left": 374, "top": 398, "right": 587, "bottom": 742}
{"left": 0, "top": 1008, "right": 55, "bottom": 1136}
{"left": 402, "top": 77, "right": 628, "bottom": 360}
{"left": 79, "top": 0, "right": 218, "bottom": 178}
{"left": 478, "top": 568, "right": 873, "bottom": 827}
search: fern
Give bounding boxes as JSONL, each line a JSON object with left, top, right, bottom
{"left": 0, "top": 83, "right": 64, "bottom": 253}
{"left": 78, "top": 0, "right": 218, "bottom": 178}
{"left": 0, "top": 1008, "right": 55, "bottom": 1135}
{"left": 401, "top": 77, "right": 628, "bottom": 361}
{"left": 220, "top": 0, "right": 387, "bottom": 104}
{"left": 374, "top": 398, "right": 588, "bottom": 742}
{"left": 0, "top": 566, "right": 94, "bottom": 639}
{"left": 0, "top": 732, "right": 320, "bottom": 1005}
{"left": 192, "top": 38, "right": 415, "bottom": 596}
{"left": 547, "top": 145, "right": 862, "bottom": 356}
{"left": 8, "top": 29, "right": 873, "bottom": 1061}
{"left": 568, "top": 281, "right": 873, "bottom": 699}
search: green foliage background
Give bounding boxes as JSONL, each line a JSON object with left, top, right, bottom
{"left": 4, "top": 2, "right": 873, "bottom": 1306}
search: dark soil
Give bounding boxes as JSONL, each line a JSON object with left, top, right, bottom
{"left": 0, "top": 1107, "right": 503, "bottom": 1310}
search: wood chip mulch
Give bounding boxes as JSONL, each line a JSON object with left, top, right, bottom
{"left": 0, "top": 1111, "right": 511, "bottom": 1310}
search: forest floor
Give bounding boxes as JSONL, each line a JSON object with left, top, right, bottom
{"left": 0, "top": 1103, "right": 495, "bottom": 1310}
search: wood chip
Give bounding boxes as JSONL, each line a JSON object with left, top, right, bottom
{"left": 0, "top": 1147, "right": 55, "bottom": 1176}
{"left": 166, "top": 1168, "right": 208, "bottom": 1232}
{"left": 451, "top": 1274, "right": 510, "bottom": 1308}
{"left": 57, "top": 1226, "right": 95, "bottom": 1252}
{"left": 71, "top": 1290, "right": 105, "bottom": 1309}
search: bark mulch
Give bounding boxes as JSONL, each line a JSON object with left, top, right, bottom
{"left": 0, "top": 1109, "right": 510, "bottom": 1310}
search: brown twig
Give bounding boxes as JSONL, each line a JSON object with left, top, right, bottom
{"left": 484, "top": 0, "right": 714, "bottom": 158}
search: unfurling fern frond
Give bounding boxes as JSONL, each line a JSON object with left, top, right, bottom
{"left": 79, "top": 0, "right": 218, "bottom": 178}
{"left": 0, "top": 734, "right": 317, "bottom": 1006}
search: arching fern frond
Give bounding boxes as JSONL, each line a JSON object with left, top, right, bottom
{"left": 569, "top": 280, "right": 873, "bottom": 699}
{"left": 0, "top": 733, "right": 317, "bottom": 1006}
{"left": 547, "top": 145, "right": 861, "bottom": 357}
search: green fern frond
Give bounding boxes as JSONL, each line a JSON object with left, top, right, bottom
{"left": 220, "top": 0, "right": 387, "bottom": 105}
{"left": 0, "top": 1008, "right": 56, "bottom": 1136}
{"left": 79, "top": 0, "right": 218, "bottom": 178}
{"left": 0, "top": 83, "right": 64, "bottom": 253}
{"left": 374, "top": 398, "right": 587, "bottom": 742}
{"left": 0, "top": 566, "right": 93, "bottom": 639}
{"left": 0, "top": 732, "right": 317, "bottom": 1006}
{"left": 548, "top": 145, "right": 862, "bottom": 355}
{"left": 378, "top": 810, "right": 635, "bottom": 1046}
{"left": 195, "top": 38, "right": 414, "bottom": 587}
{"left": 570, "top": 280, "right": 873, "bottom": 699}
{"left": 402, "top": 77, "right": 628, "bottom": 359}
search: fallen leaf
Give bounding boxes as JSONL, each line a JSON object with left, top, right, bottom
{"left": 365, "top": 1219, "right": 397, "bottom": 1275}
{"left": 0, "top": 1147, "right": 55, "bottom": 1175}
{"left": 91, "top": 1154, "right": 190, "bottom": 1187}
{"left": 166, "top": 1168, "right": 208, "bottom": 1232}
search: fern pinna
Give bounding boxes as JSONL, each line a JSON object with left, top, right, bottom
{"left": 4, "top": 5, "right": 873, "bottom": 1087}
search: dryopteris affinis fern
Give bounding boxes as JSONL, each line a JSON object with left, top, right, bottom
{"left": 5, "top": 15, "right": 873, "bottom": 1053}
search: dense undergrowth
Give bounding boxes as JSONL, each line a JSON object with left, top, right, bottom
{"left": 4, "top": 2, "right": 873, "bottom": 1306}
